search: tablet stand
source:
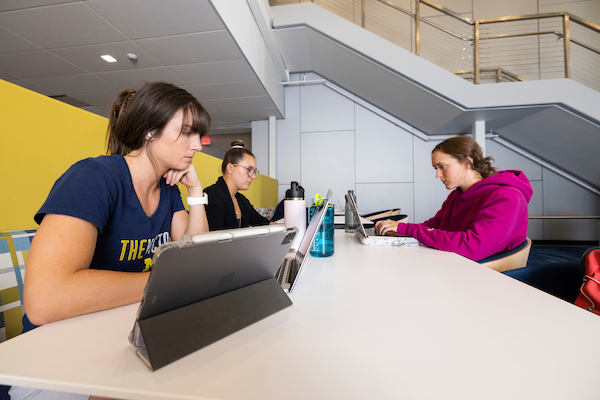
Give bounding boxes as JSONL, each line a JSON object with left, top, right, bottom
{"left": 137, "top": 277, "right": 292, "bottom": 371}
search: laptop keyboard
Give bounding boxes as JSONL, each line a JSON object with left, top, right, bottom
{"left": 275, "top": 258, "right": 293, "bottom": 284}
{"left": 275, "top": 263, "right": 284, "bottom": 284}
{"left": 364, "top": 228, "right": 377, "bottom": 236}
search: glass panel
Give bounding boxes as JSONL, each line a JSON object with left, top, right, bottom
{"left": 314, "top": 0, "right": 355, "bottom": 22}
{"left": 419, "top": 2, "right": 473, "bottom": 73}
{"left": 365, "top": 0, "right": 414, "bottom": 52}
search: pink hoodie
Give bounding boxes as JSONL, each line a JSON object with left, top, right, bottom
{"left": 397, "top": 170, "right": 533, "bottom": 261}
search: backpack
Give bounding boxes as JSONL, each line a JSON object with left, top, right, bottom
{"left": 574, "top": 246, "right": 600, "bottom": 316}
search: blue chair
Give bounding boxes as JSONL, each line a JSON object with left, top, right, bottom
{"left": 503, "top": 259, "right": 582, "bottom": 303}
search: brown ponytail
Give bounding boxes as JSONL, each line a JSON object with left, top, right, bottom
{"left": 433, "top": 136, "right": 497, "bottom": 178}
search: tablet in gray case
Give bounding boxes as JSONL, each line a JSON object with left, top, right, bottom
{"left": 130, "top": 225, "right": 298, "bottom": 370}
{"left": 137, "top": 224, "right": 297, "bottom": 321}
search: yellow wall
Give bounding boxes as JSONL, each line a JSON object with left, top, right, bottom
{"left": 0, "top": 80, "right": 278, "bottom": 231}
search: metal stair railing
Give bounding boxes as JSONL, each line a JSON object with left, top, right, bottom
{"left": 273, "top": 0, "right": 600, "bottom": 92}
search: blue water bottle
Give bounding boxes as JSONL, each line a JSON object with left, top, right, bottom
{"left": 309, "top": 200, "right": 334, "bottom": 258}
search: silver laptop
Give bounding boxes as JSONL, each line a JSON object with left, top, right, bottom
{"left": 130, "top": 224, "right": 297, "bottom": 368}
{"left": 345, "top": 193, "right": 420, "bottom": 247}
{"left": 275, "top": 190, "right": 332, "bottom": 293}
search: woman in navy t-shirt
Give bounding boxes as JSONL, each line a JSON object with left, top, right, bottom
{"left": 22, "top": 82, "right": 211, "bottom": 330}
{"left": 11, "top": 82, "right": 212, "bottom": 400}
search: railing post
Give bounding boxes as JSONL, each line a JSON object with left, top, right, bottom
{"left": 563, "top": 14, "right": 572, "bottom": 79}
{"left": 361, "top": 0, "right": 365, "bottom": 28}
{"left": 415, "top": 0, "right": 420, "bottom": 56}
{"left": 474, "top": 20, "right": 480, "bottom": 85}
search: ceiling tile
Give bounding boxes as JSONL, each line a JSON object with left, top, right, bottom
{"left": 169, "top": 60, "right": 256, "bottom": 86}
{"left": 0, "top": 50, "right": 85, "bottom": 78}
{"left": 94, "top": 67, "right": 187, "bottom": 90}
{"left": 210, "top": 96, "right": 276, "bottom": 111}
{"left": 0, "top": 68, "right": 18, "bottom": 80}
{"left": 135, "top": 31, "right": 241, "bottom": 66}
{"left": 86, "top": 0, "right": 224, "bottom": 40}
{"left": 182, "top": 86, "right": 219, "bottom": 113}
{"left": 0, "top": 26, "right": 41, "bottom": 54}
{"left": 28, "top": 73, "right": 116, "bottom": 95}
{"left": 80, "top": 105, "right": 111, "bottom": 119}
{"left": 191, "top": 80, "right": 266, "bottom": 100}
{"left": 0, "top": 2, "right": 127, "bottom": 48}
{"left": 202, "top": 102, "right": 220, "bottom": 113}
{"left": 225, "top": 108, "right": 283, "bottom": 122}
{"left": 52, "top": 41, "right": 161, "bottom": 73}
{"left": 0, "top": 1, "right": 79, "bottom": 12}
{"left": 207, "top": 111, "right": 235, "bottom": 125}
{"left": 72, "top": 91, "right": 121, "bottom": 108}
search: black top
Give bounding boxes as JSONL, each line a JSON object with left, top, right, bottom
{"left": 204, "top": 176, "right": 270, "bottom": 230}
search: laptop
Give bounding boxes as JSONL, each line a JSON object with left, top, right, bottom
{"left": 130, "top": 224, "right": 298, "bottom": 368}
{"left": 275, "top": 189, "right": 332, "bottom": 293}
{"left": 345, "top": 192, "right": 420, "bottom": 247}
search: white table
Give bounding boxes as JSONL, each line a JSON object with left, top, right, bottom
{"left": 1, "top": 231, "right": 600, "bottom": 400}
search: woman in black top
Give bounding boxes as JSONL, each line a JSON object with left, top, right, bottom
{"left": 204, "top": 140, "right": 274, "bottom": 230}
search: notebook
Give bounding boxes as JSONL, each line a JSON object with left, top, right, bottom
{"left": 275, "top": 189, "right": 332, "bottom": 293}
{"left": 129, "top": 224, "right": 297, "bottom": 368}
{"left": 345, "top": 192, "right": 420, "bottom": 247}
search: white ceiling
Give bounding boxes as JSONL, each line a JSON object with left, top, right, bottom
{"left": 0, "top": 0, "right": 283, "bottom": 128}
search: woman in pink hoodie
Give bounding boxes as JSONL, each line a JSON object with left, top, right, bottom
{"left": 376, "top": 136, "right": 533, "bottom": 261}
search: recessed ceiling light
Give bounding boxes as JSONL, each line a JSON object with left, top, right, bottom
{"left": 101, "top": 55, "right": 117, "bottom": 63}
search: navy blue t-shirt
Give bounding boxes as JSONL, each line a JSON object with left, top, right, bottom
{"left": 35, "top": 155, "right": 185, "bottom": 273}
{"left": 23, "top": 155, "right": 185, "bottom": 333}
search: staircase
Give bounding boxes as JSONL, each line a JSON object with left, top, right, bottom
{"left": 269, "top": 2, "right": 600, "bottom": 192}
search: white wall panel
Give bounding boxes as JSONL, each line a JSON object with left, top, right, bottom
{"left": 355, "top": 104, "right": 414, "bottom": 183}
{"left": 486, "top": 139, "right": 543, "bottom": 181}
{"left": 300, "top": 79, "right": 355, "bottom": 133}
{"left": 412, "top": 138, "right": 449, "bottom": 223}
{"left": 276, "top": 79, "right": 301, "bottom": 192}
{"left": 251, "top": 120, "right": 269, "bottom": 174}
{"left": 300, "top": 130, "right": 355, "bottom": 209}
{"left": 527, "top": 180, "right": 544, "bottom": 240}
{"left": 356, "top": 183, "right": 415, "bottom": 222}
{"left": 543, "top": 168, "right": 600, "bottom": 240}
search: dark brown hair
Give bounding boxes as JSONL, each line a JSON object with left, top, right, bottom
{"left": 433, "top": 136, "right": 497, "bottom": 178}
{"left": 107, "top": 81, "right": 211, "bottom": 156}
{"left": 221, "top": 140, "right": 255, "bottom": 174}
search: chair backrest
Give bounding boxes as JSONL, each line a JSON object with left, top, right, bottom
{"left": 482, "top": 238, "right": 532, "bottom": 273}
{"left": 0, "top": 230, "right": 36, "bottom": 343}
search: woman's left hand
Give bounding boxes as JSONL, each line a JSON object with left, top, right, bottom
{"left": 163, "top": 163, "right": 203, "bottom": 197}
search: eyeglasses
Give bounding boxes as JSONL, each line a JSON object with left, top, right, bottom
{"left": 233, "top": 164, "right": 260, "bottom": 177}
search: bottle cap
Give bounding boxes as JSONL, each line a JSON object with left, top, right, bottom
{"left": 313, "top": 193, "right": 325, "bottom": 206}
{"left": 285, "top": 181, "right": 304, "bottom": 200}
{"left": 347, "top": 190, "right": 356, "bottom": 201}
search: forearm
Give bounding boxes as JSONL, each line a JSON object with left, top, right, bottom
{"left": 400, "top": 220, "right": 515, "bottom": 261}
{"left": 24, "top": 268, "right": 149, "bottom": 326}
{"left": 185, "top": 203, "right": 209, "bottom": 235}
